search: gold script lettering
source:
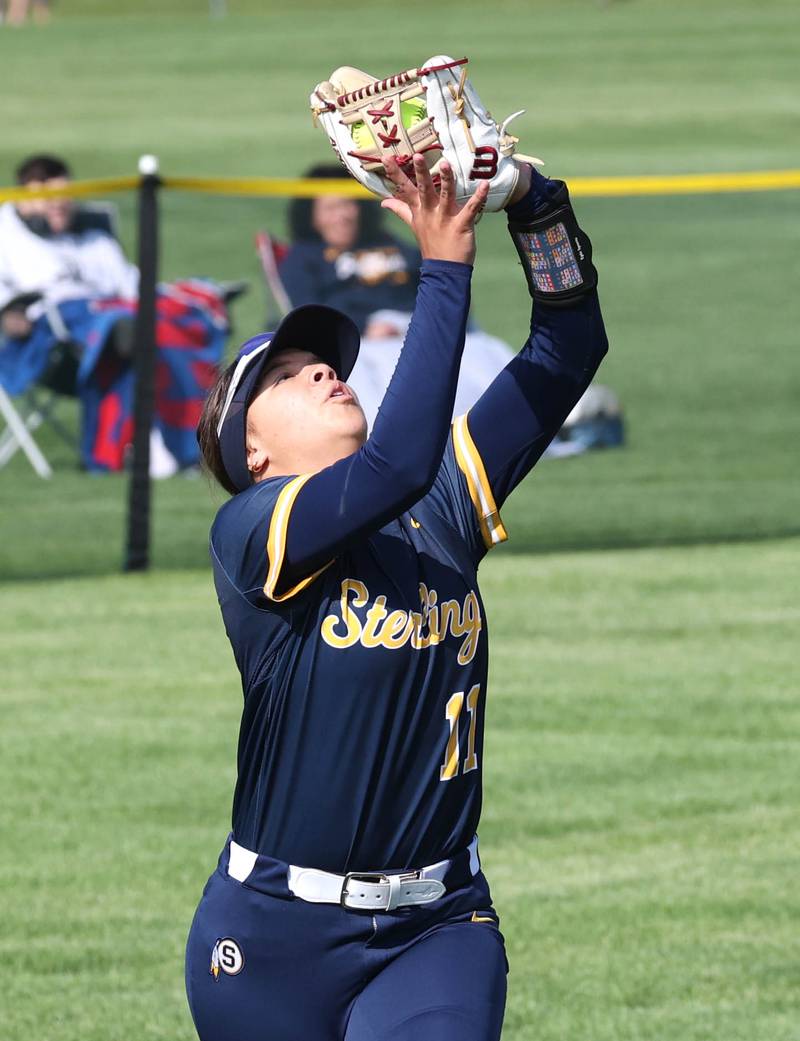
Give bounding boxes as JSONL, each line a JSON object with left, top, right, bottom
{"left": 321, "top": 580, "right": 482, "bottom": 663}
{"left": 320, "top": 579, "right": 368, "bottom": 648}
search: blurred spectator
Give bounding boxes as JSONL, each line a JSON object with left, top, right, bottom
{"left": 0, "top": 154, "right": 138, "bottom": 342}
{"left": 3, "top": 0, "right": 51, "bottom": 25}
{"left": 281, "top": 164, "right": 419, "bottom": 338}
{"left": 278, "top": 163, "right": 514, "bottom": 428}
{"left": 0, "top": 153, "right": 231, "bottom": 475}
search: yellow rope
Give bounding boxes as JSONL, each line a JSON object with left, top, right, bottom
{"left": 568, "top": 169, "right": 800, "bottom": 198}
{"left": 0, "top": 177, "right": 139, "bottom": 203}
{"left": 0, "top": 169, "right": 798, "bottom": 205}
{"left": 160, "top": 169, "right": 800, "bottom": 199}
{"left": 160, "top": 176, "right": 371, "bottom": 198}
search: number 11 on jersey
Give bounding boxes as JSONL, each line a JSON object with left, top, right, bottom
{"left": 440, "top": 684, "right": 480, "bottom": 781}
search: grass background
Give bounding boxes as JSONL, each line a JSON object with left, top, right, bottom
{"left": 0, "top": 1, "right": 799, "bottom": 1038}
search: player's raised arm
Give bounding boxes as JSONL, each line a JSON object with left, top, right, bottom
{"left": 274, "top": 161, "right": 490, "bottom": 587}
{"left": 202, "top": 159, "right": 491, "bottom": 600}
{"left": 461, "top": 165, "right": 609, "bottom": 511}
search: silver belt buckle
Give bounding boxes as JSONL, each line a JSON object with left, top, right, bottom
{"left": 340, "top": 872, "right": 389, "bottom": 908}
{"left": 341, "top": 870, "right": 423, "bottom": 910}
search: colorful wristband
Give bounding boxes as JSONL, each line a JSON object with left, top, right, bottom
{"left": 508, "top": 181, "right": 598, "bottom": 305}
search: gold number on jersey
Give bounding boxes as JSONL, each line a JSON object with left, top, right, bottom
{"left": 440, "top": 692, "right": 464, "bottom": 781}
{"left": 463, "top": 684, "right": 480, "bottom": 773}
{"left": 440, "top": 684, "right": 481, "bottom": 782}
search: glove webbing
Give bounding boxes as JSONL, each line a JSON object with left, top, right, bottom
{"left": 311, "top": 59, "right": 470, "bottom": 175}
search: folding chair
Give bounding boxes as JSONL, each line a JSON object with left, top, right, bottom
{"left": 255, "top": 229, "right": 292, "bottom": 324}
{"left": 0, "top": 336, "right": 82, "bottom": 476}
{"left": 0, "top": 383, "right": 53, "bottom": 477}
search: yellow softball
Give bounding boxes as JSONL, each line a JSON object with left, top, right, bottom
{"left": 350, "top": 97, "right": 427, "bottom": 152}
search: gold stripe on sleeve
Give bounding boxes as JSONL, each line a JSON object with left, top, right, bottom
{"left": 263, "top": 475, "right": 333, "bottom": 602}
{"left": 452, "top": 415, "right": 508, "bottom": 550}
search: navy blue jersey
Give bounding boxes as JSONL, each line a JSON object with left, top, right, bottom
{"left": 208, "top": 175, "right": 608, "bottom": 878}
{"left": 211, "top": 419, "right": 505, "bottom": 874}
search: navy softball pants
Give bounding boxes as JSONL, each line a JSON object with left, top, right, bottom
{"left": 185, "top": 838, "right": 508, "bottom": 1041}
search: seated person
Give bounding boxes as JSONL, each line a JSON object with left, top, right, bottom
{"left": 0, "top": 154, "right": 139, "bottom": 339}
{"left": 278, "top": 163, "right": 513, "bottom": 428}
{"left": 0, "top": 154, "right": 229, "bottom": 474}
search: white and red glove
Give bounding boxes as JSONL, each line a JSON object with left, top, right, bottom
{"left": 310, "top": 55, "right": 541, "bottom": 212}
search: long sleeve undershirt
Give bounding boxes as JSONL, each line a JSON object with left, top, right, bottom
{"left": 282, "top": 259, "right": 472, "bottom": 579}
{"left": 281, "top": 173, "right": 609, "bottom": 583}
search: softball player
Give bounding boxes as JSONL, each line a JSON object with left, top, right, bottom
{"left": 186, "top": 156, "right": 607, "bottom": 1040}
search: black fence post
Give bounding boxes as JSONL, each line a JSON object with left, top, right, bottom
{"left": 124, "top": 155, "right": 160, "bottom": 573}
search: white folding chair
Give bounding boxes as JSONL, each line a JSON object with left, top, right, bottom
{"left": 0, "top": 382, "right": 53, "bottom": 477}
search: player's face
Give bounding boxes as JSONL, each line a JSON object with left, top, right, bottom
{"left": 311, "top": 196, "right": 360, "bottom": 251}
{"left": 246, "top": 348, "right": 367, "bottom": 481}
{"left": 16, "top": 177, "right": 75, "bottom": 235}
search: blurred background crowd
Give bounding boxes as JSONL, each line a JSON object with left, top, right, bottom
{"left": 0, "top": 152, "right": 623, "bottom": 479}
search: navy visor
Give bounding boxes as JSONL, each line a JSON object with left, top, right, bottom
{"left": 216, "top": 304, "right": 360, "bottom": 494}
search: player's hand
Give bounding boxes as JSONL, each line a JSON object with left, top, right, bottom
{"left": 380, "top": 155, "right": 489, "bottom": 266}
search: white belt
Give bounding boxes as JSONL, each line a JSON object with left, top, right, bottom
{"left": 228, "top": 836, "right": 480, "bottom": 912}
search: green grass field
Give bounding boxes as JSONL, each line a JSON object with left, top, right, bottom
{"left": 2, "top": 542, "right": 798, "bottom": 1040}
{"left": 1, "top": 1, "right": 799, "bottom": 1038}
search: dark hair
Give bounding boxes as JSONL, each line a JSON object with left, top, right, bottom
{"left": 197, "top": 360, "right": 240, "bottom": 497}
{"left": 288, "top": 163, "right": 385, "bottom": 245}
{"left": 16, "top": 154, "right": 71, "bottom": 185}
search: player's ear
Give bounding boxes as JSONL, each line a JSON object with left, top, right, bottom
{"left": 246, "top": 433, "right": 269, "bottom": 480}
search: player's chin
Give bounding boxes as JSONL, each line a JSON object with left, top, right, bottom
{"left": 325, "top": 397, "right": 366, "bottom": 438}
{"left": 347, "top": 402, "right": 368, "bottom": 442}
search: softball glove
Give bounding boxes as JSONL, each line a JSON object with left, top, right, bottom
{"left": 310, "top": 55, "right": 541, "bottom": 212}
